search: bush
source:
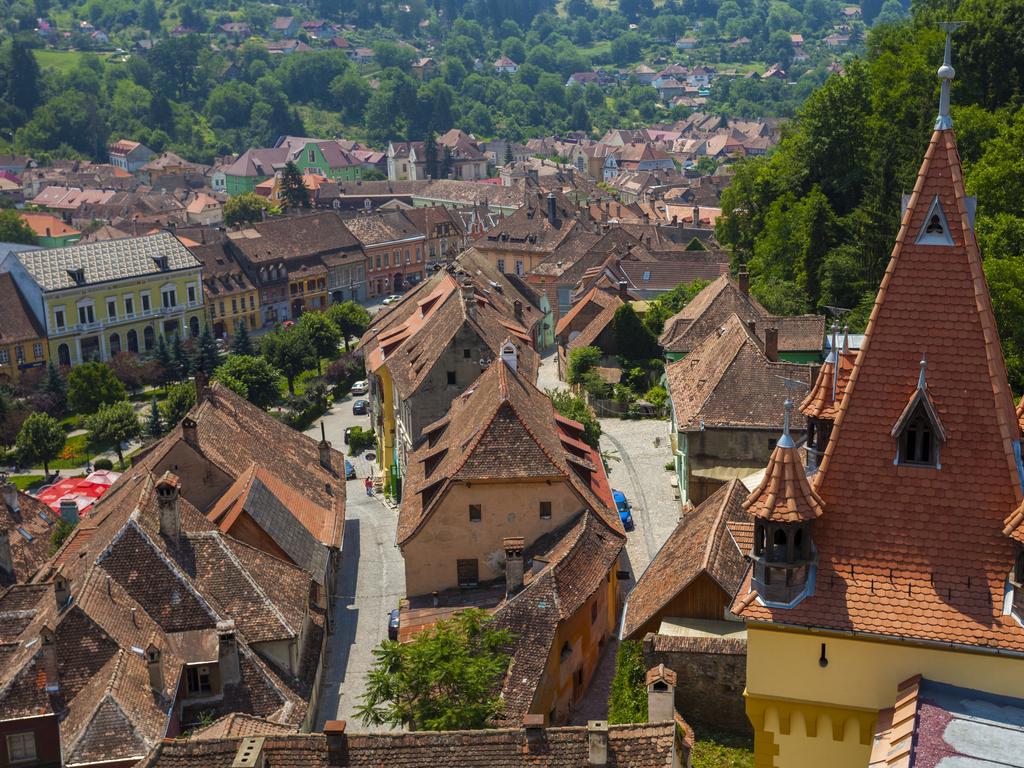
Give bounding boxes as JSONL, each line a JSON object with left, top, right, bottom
{"left": 548, "top": 389, "right": 601, "bottom": 449}
{"left": 566, "top": 346, "right": 601, "bottom": 385}
{"left": 324, "top": 353, "right": 364, "bottom": 391}
{"left": 348, "top": 426, "right": 375, "bottom": 456}
{"left": 643, "top": 385, "right": 668, "bottom": 408}
{"left": 608, "top": 640, "right": 647, "bottom": 725}
{"left": 664, "top": 461, "right": 675, "bottom": 471}
{"left": 613, "top": 383, "right": 637, "bottom": 406}
{"left": 93, "top": 458, "right": 114, "bottom": 471}
{"left": 581, "top": 370, "right": 612, "bottom": 399}
{"left": 280, "top": 391, "right": 328, "bottom": 431}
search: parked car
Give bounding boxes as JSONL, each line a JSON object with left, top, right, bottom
{"left": 613, "top": 489, "right": 634, "bottom": 531}
{"left": 352, "top": 399, "right": 369, "bottom": 415}
{"left": 388, "top": 608, "right": 400, "bottom": 641}
{"left": 351, "top": 379, "right": 369, "bottom": 395}
{"left": 345, "top": 459, "right": 356, "bottom": 480}
{"left": 344, "top": 426, "right": 354, "bottom": 444}
{"left": 382, "top": 294, "right": 402, "bottom": 305}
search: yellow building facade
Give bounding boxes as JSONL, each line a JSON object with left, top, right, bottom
{"left": 0, "top": 232, "right": 206, "bottom": 366}
{"left": 0, "top": 272, "right": 48, "bottom": 384}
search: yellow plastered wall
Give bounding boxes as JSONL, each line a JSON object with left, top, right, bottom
{"left": 374, "top": 366, "right": 396, "bottom": 482}
{"left": 745, "top": 623, "right": 1024, "bottom": 767}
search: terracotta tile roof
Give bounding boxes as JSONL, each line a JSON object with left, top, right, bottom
{"left": 726, "top": 520, "right": 755, "bottom": 556}
{"left": 190, "top": 713, "right": 298, "bottom": 739}
{"left": 490, "top": 513, "right": 624, "bottom": 724}
{"left": 665, "top": 314, "right": 813, "bottom": 431}
{"left": 868, "top": 676, "right": 919, "bottom": 768}
{"left": 398, "top": 357, "right": 622, "bottom": 546}
{"left": 659, "top": 274, "right": 824, "bottom": 354}
{"left": 556, "top": 286, "right": 624, "bottom": 351}
{"left": 799, "top": 350, "right": 857, "bottom": 420}
{"left": 190, "top": 240, "right": 257, "bottom": 297}
{"left": 480, "top": 189, "right": 580, "bottom": 255}
{"left": 343, "top": 210, "right": 424, "bottom": 247}
{"left": 227, "top": 211, "right": 364, "bottom": 265}
{"left": 742, "top": 437, "right": 824, "bottom": 522}
{"left": 622, "top": 480, "right": 749, "bottom": 640}
{"left": 735, "top": 129, "right": 1024, "bottom": 653}
{"left": 0, "top": 488, "right": 58, "bottom": 586}
{"left": 19, "top": 211, "right": 80, "bottom": 238}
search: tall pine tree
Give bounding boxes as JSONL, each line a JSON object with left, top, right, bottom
{"left": 231, "top": 320, "right": 254, "bottom": 356}
{"left": 146, "top": 396, "right": 163, "bottom": 438}
{"left": 193, "top": 326, "right": 221, "bottom": 377}
{"left": 279, "top": 161, "right": 310, "bottom": 209}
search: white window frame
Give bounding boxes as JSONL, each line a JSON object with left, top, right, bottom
{"left": 7, "top": 731, "right": 37, "bottom": 762}
{"left": 106, "top": 296, "right": 117, "bottom": 321}
{"left": 77, "top": 299, "right": 95, "bottom": 326}
{"left": 54, "top": 306, "right": 66, "bottom": 331}
{"left": 187, "top": 284, "right": 197, "bottom": 305}
{"left": 161, "top": 283, "right": 178, "bottom": 309}
{"left": 0, "top": 349, "right": 8, "bottom": 364}
{"left": 33, "top": 343, "right": 43, "bottom": 359}
{"left": 123, "top": 294, "right": 135, "bottom": 318}
{"left": 141, "top": 292, "right": 152, "bottom": 313}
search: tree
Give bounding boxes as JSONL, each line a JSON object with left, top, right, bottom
{"left": 49, "top": 519, "right": 76, "bottom": 555}
{"left": 567, "top": 346, "right": 601, "bottom": 385}
{"left": 171, "top": 334, "right": 190, "bottom": 381}
{"left": 193, "top": 326, "right": 221, "bottom": 377}
{"left": 262, "top": 327, "right": 316, "bottom": 395}
{"left": 231, "top": 320, "right": 255, "bottom": 356}
{"left": 16, "top": 412, "right": 65, "bottom": 476}
{"left": 548, "top": 389, "right": 601, "bottom": 448}
{"left": 611, "top": 304, "right": 661, "bottom": 362}
{"left": 84, "top": 401, "right": 141, "bottom": 469}
{"left": 327, "top": 301, "right": 372, "bottom": 351}
{"left": 297, "top": 312, "right": 341, "bottom": 374}
{"left": 214, "top": 355, "right": 281, "bottom": 409}
{"left": 40, "top": 362, "right": 66, "bottom": 415}
{"left": 0, "top": 210, "right": 36, "bottom": 245}
{"left": 155, "top": 335, "right": 173, "bottom": 385}
{"left": 608, "top": 640, "right": 647, "bottom": 724}
{"left": 5, "top": 39, "right": 40, "bottom": 116}
{"left": 279, "top": 160, "right": 311, "bottom": 209}
{"left": 224, "top": 193, "right": 279, "bottom": 226}
{"left": 356, "top": 609, "right": 512, "bottom": 730}
{"left": 146, "top": 396, "right": 163, "bottom": 438}
{"left": 67, "top": 362, "right": 127, "bottom": 415}
{"left": 161, "top": 382, "right": 196, "bottom": 428}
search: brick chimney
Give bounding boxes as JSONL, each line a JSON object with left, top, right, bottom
{"left": 462, "top": 281, "right": 476, "bottom": 319}
{"left": 217, "top": 619, "right": 240, "bottom": 685}
{"left": 40, "top": 625, "right": 59, "bottom": 691}
{"left": 513, "top": 299, "right": 523, "bottom": 323}
{"left": 738, "top": 268, "right": 749, "bottom": 296}
{"left": 587, "top": 720, "right": 609, "bottom": 766}
{"left": 59, "top": 497, "right": 79, "bottom": 525}
{"left": 2, "top": 476, "right": 19, "bottom": 512}
{"left": 618, "top": 280, "right": 629, "bottom": 299}
{"left": 156, "top": 471, "right": 181, "bottom": 544}
{"left": 503, "top": 536, "right": 524, "bottom": 597}
{"left": 232, "top": 737, "right": 266, "bottom": 768}
{"left": 0, "top": 527, "right": 11, "bottom": 577}
{"left": 546, "top": 192, "right": 557, "bottom": 226}
{"left": 181, "top": 415, "right": 197, "bottom": 443}
{"left": 764, "top": 326, "right": 779, "bottom": 362}
{"left": 318, "top": 422, "right": 334, "bottom": 474}
{"left": 646, "top": 664, "right": 677, "bottom": 722}
{"left": 692, "top": 205, "right": 700, "bottom": 225}
{"left": 146, "top": 643, "right": 163, "bottom": 692}
{"left": 324, "top": 720, "right": 347, "bottom": 763}
{"left": 194, "top": 368, "right": 208, "bottom": 401}
{"left": 54, "top": 569, "right": 70, "bottom": 611}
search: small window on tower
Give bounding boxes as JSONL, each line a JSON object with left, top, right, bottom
{"left": 897, "top": 402, "right": 939, "bottom": 467}
{"left": 915, "top": 196, "right": 954, "bottom": 246}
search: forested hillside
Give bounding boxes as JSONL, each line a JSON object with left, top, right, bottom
{"left": 714, "top": 0, "right": 1024, "bottom": 387}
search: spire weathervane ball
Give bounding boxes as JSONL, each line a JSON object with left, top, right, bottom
{"left": 936, "top": 21, "right": 962, "bottom": 130}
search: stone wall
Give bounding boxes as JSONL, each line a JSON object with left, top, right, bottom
{"left": 642, "top": 633, "right": 750, "bottom": 735}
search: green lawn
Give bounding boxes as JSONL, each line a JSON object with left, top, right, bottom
{"left": 692, "top": 732, "right": 754, "bottom": 768}
{"left": 10, "top": 475, "right": 44, "bottom": 491}
{"left": 33, "top": 49, "right": 112, "bottom": 72}
{"left": 276, "top": 358, "right": 333, "bottom": 398}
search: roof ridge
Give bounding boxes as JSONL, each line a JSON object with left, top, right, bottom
{"left": 700, "top": 480, "right": 739, "bottom": 572}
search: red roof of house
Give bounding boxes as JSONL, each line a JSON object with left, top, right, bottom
{"left": 34, "top": 471, "right": 120, "bottom": 517}
{"left": 735, "top": 126, "right": 1024, "bottom": 652}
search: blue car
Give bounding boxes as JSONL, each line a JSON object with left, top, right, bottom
{"left": 613, "top": 489, "right": 634, "bottom": 531}
{"left": 388, "top": 608, "right": 400, "bottom": 641}
{"left": 345, "top": 460, "right": 356, "bottom": 480}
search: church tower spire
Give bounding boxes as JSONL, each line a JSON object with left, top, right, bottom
{"left": 935, "top": 22, "right": 961, "bottom": 130}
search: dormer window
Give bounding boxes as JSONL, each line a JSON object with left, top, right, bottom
{"left": 152, "top": 255, "right": 169, "bottom": 271}
{"left": 915, "top": 196, "right": 954, "bottom": 246}
{"left": 67, "top": 267, "right": 85, "bottom": 285}
{"left": 892, "top": 359, "right": 945, "bottom": 468}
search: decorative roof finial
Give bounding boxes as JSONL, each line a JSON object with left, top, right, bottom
{"left": 918, "top": 353, "right": 928, "bottom": 391}
{"left": 841, "top": 324, "right": 850, "bottom": 355}
{"left": 776, "top": 375, "right": 806, "bottom": 449}
{"left": 936, "top": 22, "right": 962, "bottom": 130}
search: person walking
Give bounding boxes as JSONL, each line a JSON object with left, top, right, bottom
{"left": 364, "top": 476, "right": 373, "bottom": 496}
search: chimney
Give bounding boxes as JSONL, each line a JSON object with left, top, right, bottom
{"left": 217, "top": 619, "right": 241, "bottom": 685}
{"left": 194, "top": 368, "right": 208, "bottom": 400}
{"left": 54, "top": 569, "right": 70, "bottom": 610}
{"left": 617, "top": 280, "right": 629, "bottom": 299}
{"left": 2, "top": 477, "right": 19, "bottom": 512}
{"left": 513, "top": 299, "right": 523, "bottom": 322}
{"left": 0, "top": 528, "right": 11, "bottom": 576}
{"left": 40, "top": 625, "right": 59, "bottom": 691}
{"left": 524, "top": 713, "right": 545, "bottom": 743}
{"left": 646, "top": 664, "right": 677, "bottom": 722}
{"left": 182, "top": 415, "right": 197, "bottom": 443}
{"left": 156, "top": 471, "right": 181, "bottom": 544}
{"left": 146, "top": 643, "right": 163, "bottom": 692}
{"left": 738, "top": 268, "right": 749, "bottom": 296}
{"left": 231, "top": 737, "right": 266, "bottom": 768}
{"left": 692, "top": 205, "right": 700, "bottom": 224}
{"left": 462, "top": 281, "right": 476, "bottom": 319}
{"left": 546, "top": 192, "right": 557, "bottom": 226}
{"left": 503, "top": 536, "right": 524, "bottom": 597}
{"left": 587, "top": 721, "right": 609, "bottom": 766}
{"left": 764, "top": 326, "right": 779, "bottom": 362}
{"left": 318, "top": 422, "right": 334, "bottom": 474}
{"left": 59, "top": 498, "right": 79, "bottom": 525}
{"left": 500, "top": 341, "right": 518, "bottom": 373}
{"left": 324, "top": 721, "right": 347, "bottom": 764}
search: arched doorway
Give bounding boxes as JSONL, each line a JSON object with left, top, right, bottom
{"left": 189, "top": 316, "right": 200, "bottom": 338}
{"left": 109, "top": 333, "right": 121, "bottom": 355}
{"left": 143, "top": 326, "right": 155, "bottom": 351}
{"left": 58, "top": 344, "right": 71, "bottom": 366}
{"left": 127, "top": 329, "right": 139, "bottom": 354}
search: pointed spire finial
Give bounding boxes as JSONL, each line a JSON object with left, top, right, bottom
{"left": 776, "top": 375, "right": 805, "bottom": 449}
{"left": 935, "top": 22, "right": 962, "bottom": 130}
{"left": 918, "top": 353, "right": 928, "bottom": 391}
{"left": 841, "top": 324, "right": 850, "bottom": 355}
